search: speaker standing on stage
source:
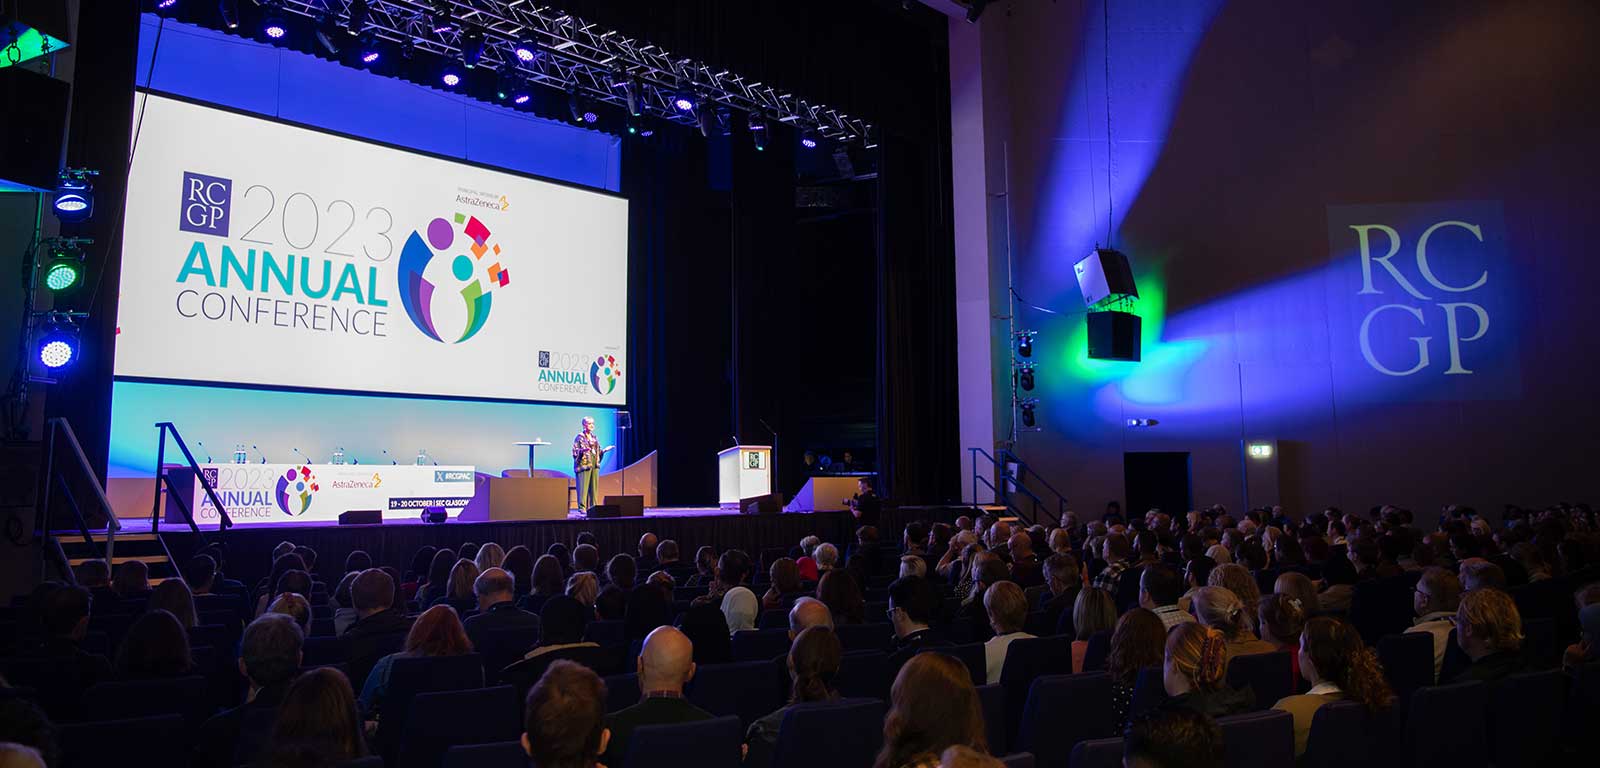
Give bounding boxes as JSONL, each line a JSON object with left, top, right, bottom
{"left": 572, "top": 418, "right": 613, "bottom": 513}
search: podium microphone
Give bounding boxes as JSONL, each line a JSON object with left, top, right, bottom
{"left": 730, "top": 434, "right": 740, "bottom": 447}
{"left": 292, "top": 447, "right": 311, "bottom": 465}
{"left": 252, "top": 445, "right": 268, "bottom": 464}
{"left": 196, "top": 441, "right": 213, "bottom": 463}
{"left": 381, "top": 449, "right": 398, "bottom": 465}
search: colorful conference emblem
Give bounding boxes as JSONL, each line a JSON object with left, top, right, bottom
{"left": 275, "top": 465, "right": 319, "bottom": 516}
{"left": 397, "top": 212, "right": 511, "bottom": 343}
{"left": 591, "top": 354, "right": 622, "bottom": 395}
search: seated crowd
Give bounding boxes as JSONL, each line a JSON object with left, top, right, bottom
{"left": 1, "top": 501, "right": 1598, "bottom": 768}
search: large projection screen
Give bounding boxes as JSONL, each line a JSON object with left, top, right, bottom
{"left": 115, "top": 92, "right": 628, "bottom": 405}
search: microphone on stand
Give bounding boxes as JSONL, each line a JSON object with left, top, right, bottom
{"left": 292, "top": 447, "right": 311, "bottom": 465}
{"left": 252, "top": 445, "right": 268, "bottom": 464}
{"left": 196, "top": 441, "right": 213, "bottom": 463}
{"left": 381, "top": 449, "right": 398, "bottom": 465}
{"left": 730, "top": 434, "right": 740, "bottom": 447}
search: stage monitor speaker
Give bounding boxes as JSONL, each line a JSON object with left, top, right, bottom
{"left": 741, "top": 493, "right": 782, "bottom": 516}
{"left": 338, "top": 509, "right": 383, "bottom": 526}
{"left": 1073, "top": 248, "right": 1139, "bottom": 307}
{"left": 587, "top": 504, "right": 621, "bottom": 519}
{"left": 603, "top": 495, "right": 644, "bottom": 518}
{"left": 1087, "top": 311, "right": 1141, "bottom": 361}
{"left": 0, "top": 67, "right": 70, "bottom": 191}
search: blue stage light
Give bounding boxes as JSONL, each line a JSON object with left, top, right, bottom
{"left": 52, "top": 177, "right": 93, "bottom": 223}
{"left": 513, "top": 39, "right": 538, "bottom": 63}
{"left": 672, "top": 94, "right": 695, "bottom": 112}
{"left": 440, "top": 64, "right": 462, "bottom": 88}
{"left": 263, "top": 15, "right": 288, "bottom": 40}
{"left": 800, "top": 132, "right": 818, "bottom": 149}
{"left": 37, "top": 322, "right": 80, "bottom": 370}
{"left": 157, "top": 0, "right": 179, "bottom": 9}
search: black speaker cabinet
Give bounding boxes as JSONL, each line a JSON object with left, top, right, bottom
{"left": 587, "top": 504, "right": 621, "bottom": 519}
{"left": 1087, "top": 311, "right": 1141, "bottom": 361}
{"left": 1073, "top": 248, "right": 1139, "bottom": 306}
{"left": 603, "top": 495, "right": 644, "bottom": 518}
{"left": 0, "top": 67, "right": 70, "bottom": 191}
{"left": 741, "top": 494, "right": 782, "bottom": 516}
{"left": 338, "top": 509, "right": 383, "bottom": 526}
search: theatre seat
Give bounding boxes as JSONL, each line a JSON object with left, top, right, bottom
{"left": 1486, "top": 668, "right": 1565, "bottom": 768}
{"left": 1017, "top": 673, "right": 1114, "bottom": 768}
{"left": 1404, "top": 680, "right": 1487, "bottom": 767}
{"left": 732, "top": 628, "right": 791, "bottom": 662}
{"left": 443, "top": 741, "right": 525, "bottom": 768}
{"left": 377, "top": 654, "right": 487, "bottom": 757}
{"left": 398, "top": 685, "right": 522, "bottom": 768}
{"left": 1069, "top": 737, "right": 1123, "bottom": 768}
{"left": 687, "top": 660, "right": 786, "bottom": 728}
{"left": 770, "top": 698, "right": 886, "bottom": 768}
{"left": 1226, "top": 650, "right": 1293, "bottom": 709}
{"left": 58, "top": 715, "right": 188, "bottom": 768}
{"left": 1216, "top": 710, "right": 1294, "bottom": 768}
{"left": 623, "top": 715, "right": 743, "bottom": 768}
{"left": 603, "top": 673, "right": 641, "bottom": 712}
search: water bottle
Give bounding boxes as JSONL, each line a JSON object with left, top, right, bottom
{"left": 332, "top": 447, "right": 346, "bottom": 465}
{"left": 233, "top": 443, "right": 248, "bottom": 465}
{"left": 415, "top": 449, "right": 428, "bottom": 466}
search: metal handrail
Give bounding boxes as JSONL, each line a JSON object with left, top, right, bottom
{"left": 151, "top": 422, "right": 233, "bottom": 539}
{"left": 968, "top": 446, "right": 1068, "bottom": 527}
{"left": 35, "top": 418, "right": 122, "bottom": 572}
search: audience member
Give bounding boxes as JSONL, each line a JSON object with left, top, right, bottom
{"left": 1318, "top": 550, "right": 1360, "bottom": 613}
{"left": 1564, "top": 602, "right": 1600, "bottom": 670}
{"left": 1450, "top": 588, "right": 1534, "bottom": 683}
{"left": 899, "top": 555, "right": 928, "bottom": 580}
{"left": 1180, "top": 556, "right": 1216, "bottom": 613}
{"left": 459, "top": 542, "right": 481, "bottom": 564}
{"left": 1205, "top": 564, "right": 1261, "bottom": 628}
{"left": 267, "top": 593, "right": 312, "bottom": 634}
{"left": 1273, "top": 616, "right": 1393, "bottom": 757}
{"left": 195, "top": 614, "right": 304, "bottom": 768}
{"left": 1040, "top": 554, "right": 1081, "bottom": 636}
{"left": 418, "top": 549, "right": 457, "bottom": 605}
{"left": 1107, "top": 608, "right": 1166, "bottom": 733}
{"left": 1006, "top": 532, "right": 1044, "bottom": 589}
{"left": 184, "top": 555, "right": 218, "bottom": 596}
{"left": 1460, "top": 557, "right": 1508, "bottom": 592}
{"left": 818, "top": 569, "right": 867, "bottom": 625}
{"left": 597, "top": 555, "right": 636, "bottom": 621}
{"left": 112, "top": 559, "right": 152, "bottom": 598}
{"left": 1406, "top": 566, "right": 1463, "bottom": 682}
{"left": 359, "top": 604, "right": 474, "bottom": 716}
{"left": 764, "top": 558, "right": 805, "bottom": 610}
{"left": 746, "top": 626, "right": 842, "bottom": 768}
{"left": 115, "top": 609, "right": 193, "bottom": 679}
{"left": 429, "top": 559, "right": 481, "bottom": 614}
{"left": 1071, "top": 588, "right": 1117, "bottom": 673}
{"left": 887, "top": 577, "right": 951, "bottom": 671}
{"left": 679, "top": 603, "right": 734, "bottom": 665}
{"left": 0, "top": 743, "right": 45, "bottom": 768}
{"left": 686, "top": 546, "right": 720, "bottom": 587}
{"left": 0, "top": 700, "right": 58, "bottom": 768}
{"left": 722, "top": 580, "right": 760, "bottom": 634}
{"left": 519, "top": 554, "right": 566, "bottom": 614}
{"left": 814, "top": 542, "right": 841, "bottom": 575}
{"left": 634, "top": 533, "right": 660, "bottom": 575}
{"left": 1273, "top": 571, "right": 1320, "bottom": 617}
{"left": 521, "top": 660, "right": 610, "bottom": 768}
{"left": 572, "top": 544, "right": 601, "bottom": 575}
{"left": 875, "top": 652, "right": 987, "bottom": 768}
{"left": 601, "top": 626, "right": 712, "bottom": 765}
{"left": 1138, "top": 564, "right": 1193, "bottom": 630}
{"left": 623, "top": 582, "right": 673, "bottom": 644}
{"left": 524, "top": 596, "right": 599, "bottom": 661}
{"left": 341, "top": 569, "right": 413, "bottom": 689}
{"left": 957, "top": 553, "right": 1010, "bottom": 641}
{"left": 982, "top": 581, "right": 1034, "bottom": 684}
{"left": 937, "top": 745, "right": 1002, "bottom": 768}
{"left": 1258, "top": 594, "right": 1308, "bottom": 682}
{"left": 270, "top": 667, "right": 367, "bottom": 764}
{"left": 1091, "top": 533, "right": 1134, "bottom": 594}
{"left": 465, "top": 567, "right": 541, "bottom": 650}
{"left": 1123, "top": 708, "right": 1224, "bottom": 768}
{"left": 1161, "top": 623, "right": 1252, "bottom": 717}
{"left": 1194, "top": 586, "right": 1276, "bottom": 659}
{"left": 145, "top": 577, "right": 198, "bottom": 630}
{"left": 567, "top": 572, "right": 600, "bottom": 609}
{"left": 503, "top": 545, "right": 535, "bottom": 595}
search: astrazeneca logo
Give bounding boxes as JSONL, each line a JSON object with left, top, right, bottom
{"left": 275, "top": 466, "right": 319, "bottom": 516}
{"left": 397, "top": 213, "right": 511, "bottom": 343}
{"left": 179, "top": 171, "right": 232, "bottom": 237}
{"left": 591, "top": 354, "right": 622, "bottom": 395}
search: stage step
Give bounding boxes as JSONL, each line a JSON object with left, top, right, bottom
{"left": 57, "top": 529, "right": 180, "bottom": 584}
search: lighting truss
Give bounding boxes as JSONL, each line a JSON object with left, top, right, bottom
{"left": 266, "top": 1, "right": 876, "bottom": 143}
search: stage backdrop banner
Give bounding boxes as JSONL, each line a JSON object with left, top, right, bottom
{"left": 115, "top": 92, "right": 628, "bottom": 405}
{"left": 182, "top": 463, "right": 477, "bottom": 525}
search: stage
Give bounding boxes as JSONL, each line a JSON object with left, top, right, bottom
{"left": 93, "top": 505, "right": 970, "bottom": 584}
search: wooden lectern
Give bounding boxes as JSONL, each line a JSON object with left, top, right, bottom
{"left": 718, "top": 445, "right": 772, "bottom": 509}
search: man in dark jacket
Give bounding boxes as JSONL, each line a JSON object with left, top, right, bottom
{"left": 340, "top": 568, "right": 413, "bottom": 689}
{"left": 195, "top": 614, "right": 303, "bottom": 768}
{"left": 1039, "top": 554, "right": 1082, "bottom": 637}
{"left": 886, "top": 576, "right": 953, "bottom": 672}
{"left": 464, "top": 568, "right": 542, "bottom": 649}
{"left": 601, "top": 626, "right": 713, "bottom": 766}
{"left": 1449, "top": 588, "right": 1540, "bottom": 684}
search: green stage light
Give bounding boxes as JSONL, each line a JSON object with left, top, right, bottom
{"left": 45, "top": 260, "right": 80, "bottom": 291}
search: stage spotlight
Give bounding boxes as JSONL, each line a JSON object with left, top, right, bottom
{"left": 439, "top": 63, "right": 463, "bottom": 88}
{"left": 512, "top": 80, "right": 532, "bottom": 105}
{"left": 460, "top": 29, "right": 484, "bottom": 68}
{"left": 314, "top": 14, "right": 343, "bottom": 56}
{"left": 36, "top": 319, "right": 80, "bottom": 370}
{"left": 566, "top": 87, "right": 597, "bottom": 124}
{"left": 749, "top": 116, "right": 769, "bottom": 151}
{"left": 345, "top": 0, "right": 369, "bottom": 35}
{"left": 512, "top": 38, "right": 539, "bottom": 63}
{"left": 800, "top": 131, "right": 819, "bottom": 149}
{"left": 1019, "top": 400, "right": 1037, "bottom": 428}
{"left": 44, "top": 244, "right": 85, "bottom": 292}
{"left": 623, "top": 75, "right": 643, "bottom": 117}
{"left": 697, "top": 103, "right": 717, "bottom": 138}
{"left": 261, "top": 7, "right": 289, "bottom": 41}
{"left": 357, "top": 32, "right": 381, "bottom": 64}
{"left": 52, "top": 175, "right": 94, "bottom": 223}
{"left": 672, "top": 90, "right": 696, "bottom": 113}
{"left": 430, "top": 1, "right": 455, "bottom": 33}
{"left": 156, "top": 0, "right": 179, "bottom": 11}
{"left": 219, "top": 0, "right": 240, "bottom": 29}
{"left": 1015, "top": 330, "right": 1035, "bottom": 358}
{"left": 1017, "top": 362, "right": 1035, "bottom": 392}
